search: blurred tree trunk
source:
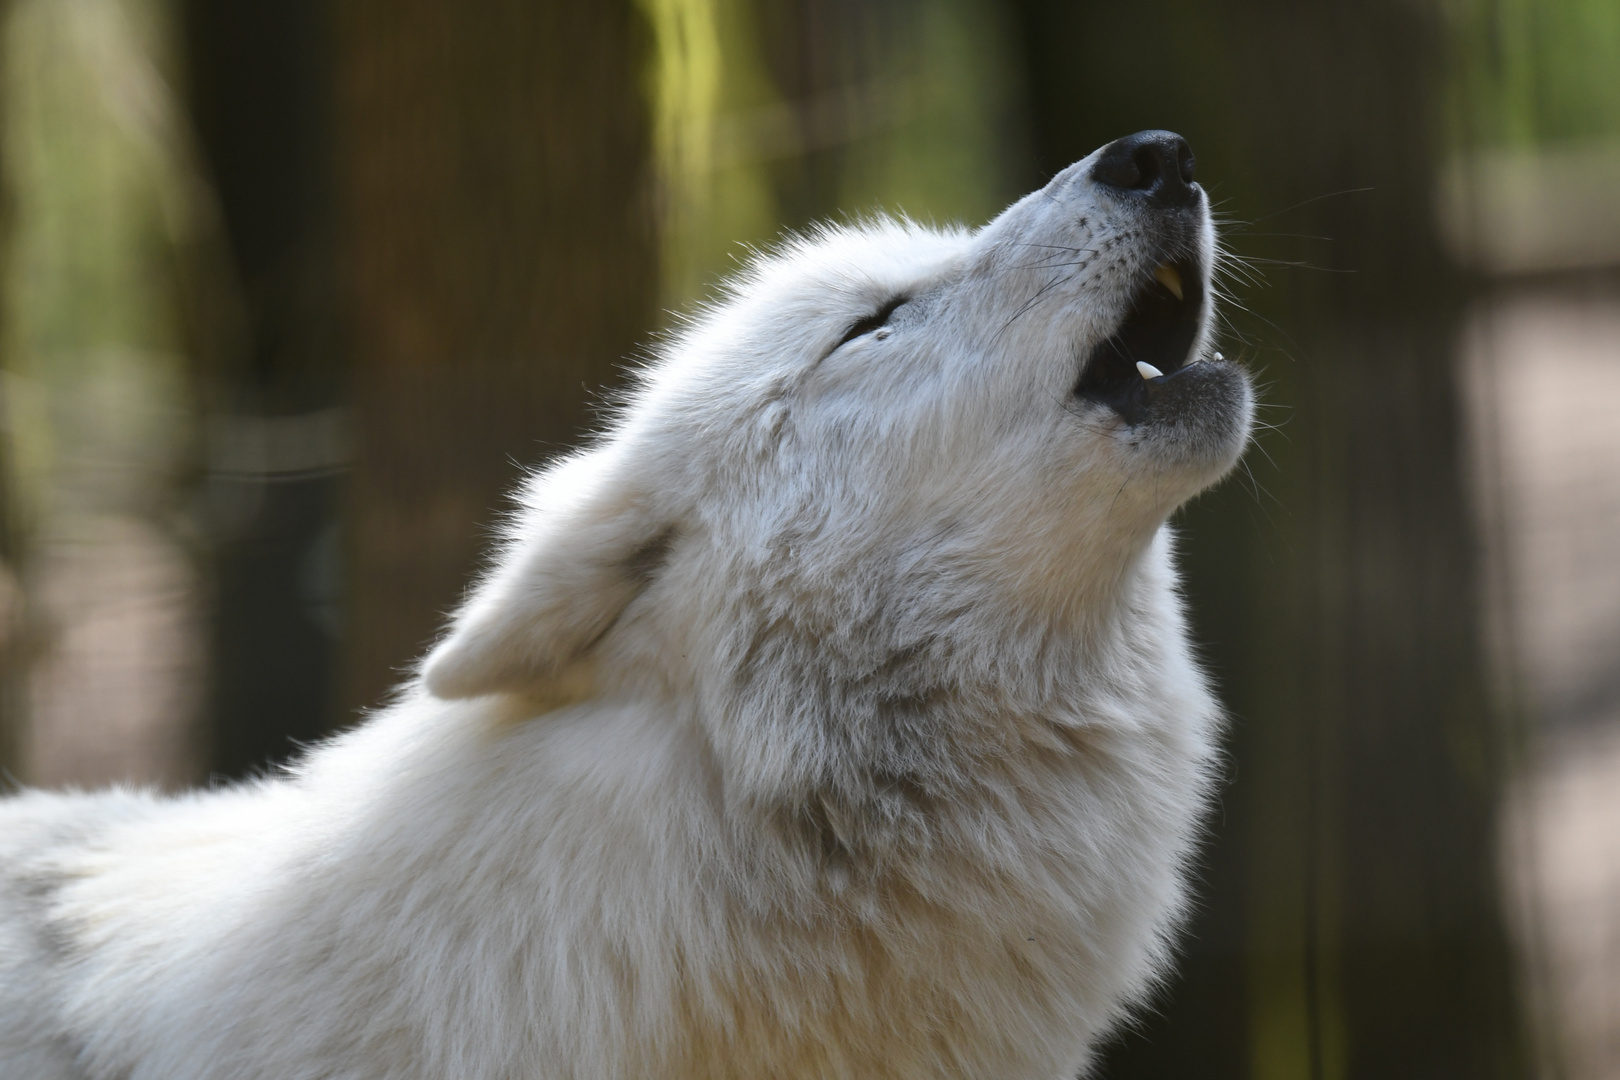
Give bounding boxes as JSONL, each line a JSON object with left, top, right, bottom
{"left": 1008, "top": 1, "right": 1530, "bottom": 1077}
{"left": 335, "top": 2, "right": 657, "bottom": 712}
{"left": 182, "top": 0, "right": 346, "bottom": 778}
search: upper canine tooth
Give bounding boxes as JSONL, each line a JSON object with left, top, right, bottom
{"left": 1136, "top": 361, "right": 1165, "bottom": 380}
{"left": 1154, "top": 263, "right": 1184, "bottom": 301}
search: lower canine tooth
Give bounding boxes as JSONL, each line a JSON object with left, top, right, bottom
{"left": 1136, "top": 361, "right": 1165, "bottom": 380}
{"left": 1154, "top": 263, "right": 1184, "bottom": 301}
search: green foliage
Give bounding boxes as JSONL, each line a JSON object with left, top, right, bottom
{"left": 2, "top": 0, "right": 200, "bottom": 531}
{"left": 1448, "top": 0, "right": 1620, "bottom": 147}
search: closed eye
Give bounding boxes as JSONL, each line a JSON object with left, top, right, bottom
{"left": 835, "top": 295, "right": 908, "bottom": 349}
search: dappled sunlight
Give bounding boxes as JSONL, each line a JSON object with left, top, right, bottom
{"left": 1465, "top": 292, "right": 1620, "bottom": 1080}
{"left": 3, "top": 0, "right": 208, "bottom": 788}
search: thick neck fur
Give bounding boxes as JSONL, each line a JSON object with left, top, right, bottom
{"left": 585, "top": 520, "right": 1193, "bottom": 894}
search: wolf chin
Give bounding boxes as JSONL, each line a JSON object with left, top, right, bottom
{"left": 1, "top": 130, "right": 1252, "bottom": 1079}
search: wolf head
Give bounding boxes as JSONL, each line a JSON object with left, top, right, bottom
{"left": 420, "top": 132, "right": 1251, "bottom": 814}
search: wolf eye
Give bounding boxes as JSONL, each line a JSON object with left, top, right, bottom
{"left": 835, "top": 295, "right": 908, "bottom": 348}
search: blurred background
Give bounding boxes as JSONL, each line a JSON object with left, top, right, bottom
{"left": 0, "top": 0, "right": 1615, "bottom": 1076}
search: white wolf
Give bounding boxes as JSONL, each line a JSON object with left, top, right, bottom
{"left": 0, "top": 130, "right": 1251, "bottom": 1079}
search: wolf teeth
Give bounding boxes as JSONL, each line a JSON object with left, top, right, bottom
{"left": 1153, "top": 263, "right": 1184, "bottom": 301}
{"left": 1136, "top": 361, "right": 1165, "bottom": 380}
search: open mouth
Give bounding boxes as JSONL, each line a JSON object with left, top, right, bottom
{"left": 1074, "top": 257, "right": 1206, "bottom": 424}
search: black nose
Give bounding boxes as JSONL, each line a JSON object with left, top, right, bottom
{"left": 1090, "top": 130, "right": 1198, "bottom": 209}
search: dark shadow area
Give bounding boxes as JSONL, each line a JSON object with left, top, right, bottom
{"left": 182, "top": 0, "right": 344, "bottom": 778}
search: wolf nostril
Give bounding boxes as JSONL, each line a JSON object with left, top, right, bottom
{"left": 1090, "top": 130, "right": 1198, "bottom": 209}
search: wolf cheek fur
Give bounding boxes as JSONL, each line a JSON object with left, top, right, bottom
{"left": 0, "top": 131, "right": 1252, "bottom": 1079}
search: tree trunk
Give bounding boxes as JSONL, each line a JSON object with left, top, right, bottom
{"left": 335, "top": 1, "right": 657, "bottom": 712}
{"left": 182, "top": 0, "right": 346, "bottom": 778}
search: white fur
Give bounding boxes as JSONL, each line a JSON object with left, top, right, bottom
{"left": 1, "top": 147, "right": 1252, "bottom": 1079}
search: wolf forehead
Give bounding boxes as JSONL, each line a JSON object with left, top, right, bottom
{"left": 652, "top": 221, "right": 974, "bottom": 387}
{"left": 672, "top": 191, "right": 1135, "bottom": 357}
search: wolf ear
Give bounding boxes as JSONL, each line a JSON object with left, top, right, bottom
{"left": 421, "top": 447, "right": 674, "bottom": 701}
